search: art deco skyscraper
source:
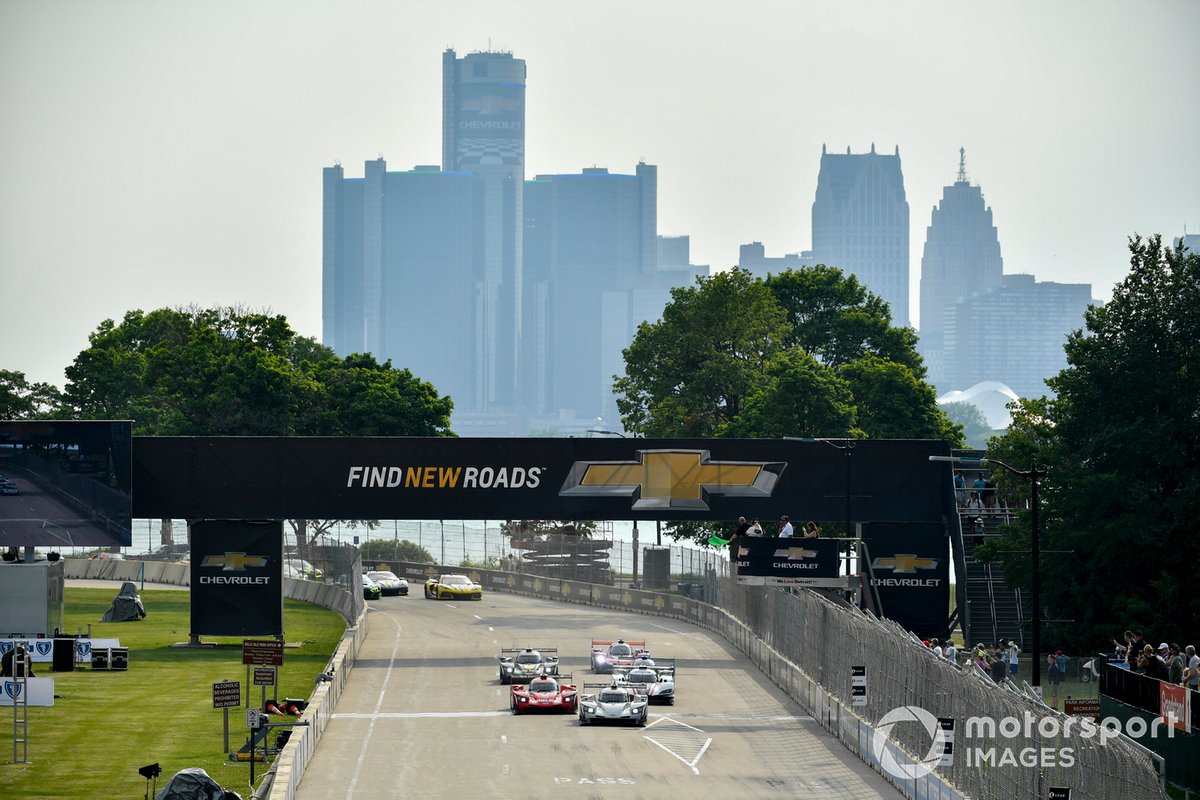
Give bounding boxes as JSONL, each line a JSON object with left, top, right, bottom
{"left": 918, "top": 149, "right": 1004, "bottom": 387}
{"left": 811, "top": 144, "right": 910, "bottom": 327}
{"left": 443, "top": 49, "right": 526, "bottom": 411}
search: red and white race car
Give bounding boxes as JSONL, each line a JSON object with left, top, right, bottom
{"left": 590, "top": 638, "right": 648, "bottom": 673}
{"left": 510, "top": 674, "right": 578, "bottom": 714}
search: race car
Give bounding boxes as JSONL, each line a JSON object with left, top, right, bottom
{"left": 510, "top": 673, "right": 578, "bottom": 714}
{"left": 578, "top": 680, "right": 648, "bottom": 726}
{"left": 590, "top": 638, "right": 648, "bottom": 673}
{"left": 367, "top": 570, "right": 409, "bottom": 596}
{"left": 614, "top": 657, "right": 676, "bottom": 705}
{"left": 499, "top": 647, "right": 560, "bottom": 684}
{"left": 423, "top": 573, "right": 483, "bottom": 600}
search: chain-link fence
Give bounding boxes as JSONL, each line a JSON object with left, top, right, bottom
{"left": 709, "top": 571, "right": 1165, "bottom": 800}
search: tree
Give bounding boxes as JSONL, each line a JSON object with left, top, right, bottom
{"left": 359, "top": 538, "right": 434, "bottom": 564}
{"left": 981, "top": 236, "right": 1200, "bottom": 650}
{"left": 615, "top": 266, "right": 960, "bottom": 545}
{"left": 0, "top": 370, "right": 61, "bottom": 419}
{"left": 939, "top": 401, "right": 997, "bottom": 449}
{"left": 614, "top": 268, "right": 790, "bottom": 437}
{"left": 61, "top": 306, "right": 455, "bottom": 555}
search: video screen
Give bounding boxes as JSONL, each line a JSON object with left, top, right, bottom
{"left": 0, "top": 420, "right": 133, "bottom": 547}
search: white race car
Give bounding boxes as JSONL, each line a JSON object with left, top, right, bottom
{"left": 578, "top": 681, "right": 648, "bottom": 726}
{"left": 615, "top": 658, "right": 675, "bottom": 705}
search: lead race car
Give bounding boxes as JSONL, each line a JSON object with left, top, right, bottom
{"left": 578, "top": 680, "right": 648, "bottom": 726}
{"left": 499, "top": 647, "right": 560, "bottom": 684}
{"left": 423, "top": 573, "right": 483, "bottom": 600}
{"left": 510, "top": 673, "right": 578, "bottom": 714}
{"left": 613, "top": 654, "right": 676, "bottom": 705}
{"left": 590, "top": 638, "right": 648, "bottom": 673}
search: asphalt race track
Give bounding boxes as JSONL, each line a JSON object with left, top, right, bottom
{"left": 294, "top": 590, "right": 898, "bottom": 799}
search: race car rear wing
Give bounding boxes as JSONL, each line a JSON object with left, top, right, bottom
{"left": 650, "top": 659, "right": 676, "bottom": 676}
{"left": 590, "top": 639, "right": 647, "bottom": 648}
{"left": 499, "top": 647, "right": 559, "bottom": 657}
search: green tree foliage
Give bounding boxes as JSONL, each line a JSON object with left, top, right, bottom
{"left": 359, "top": 538, "right": 435, "bottom": 564}
{"left": 982, "top": 236, "right": 1200, "bottom": 650}
{"left": 939, "top": 401, "right": 997, "bottom": 449}
{"left": 615, "top": 266, "right": 961, "bottom": 545}
{"left": 0, "top": 369, "right": 62, "bottom": 419}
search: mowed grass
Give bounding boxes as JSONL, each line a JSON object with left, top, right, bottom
{"left": 2, "top": 587, "right": 346, "bottom": 800}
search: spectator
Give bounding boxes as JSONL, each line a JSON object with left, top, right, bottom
{"left": 965, "top": 492, "right": 984, "bottom": 512}
{"left": 953, "top": 471, "right": 966, "bottom": 505}
{"left": 991, "top": 648, "right": 1009, "bottom": 682}
{"left": 735, "top": 516, "right": 751, "bottom": 537}
{"left": 972, "top": 473, "right": 987, "bottom": 500}
{"left": 779, "top": 516, "right": 794, "bottom": 538}
{"left": 944, "top": 640, "right": 959, "bottom": 666}
{"left": 1007, "top": 640, "right": 1020, "bottom": 677}
{"left": 747, "top": 518, "right": 764, "bottom": 537}
{"left": 1183, "top": 646, "right": 1200, "bottom": 689}
{"left": 1127, "top": 631, "right": 1149, "bottom": 670}
{"left": 983, "top": 476, "right": 997, "bottom": 509}
{"left": 1139, "top": 646, "right": 1170, "bottom": 682}
{"left": 971, "top": 517, "right": 986, "bottom": 548}
{"left": 802, "top": 521, "right": 820, "bottom": 539}
{"left": 930, "top": 638, "right": 944, "bottom": 658}
{"left": 1168, "top": 644, "right": 1185, "bottom": 684}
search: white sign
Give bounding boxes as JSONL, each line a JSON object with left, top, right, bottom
{"left": 0, "top": 677, "right": 55, "bottom": 706}
{"left": 2, "top": 637, "right": 122, "bottom": 664}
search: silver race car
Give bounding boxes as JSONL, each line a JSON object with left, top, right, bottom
{"left": 615, "top": 657, "right": 675, "bottom": 705}
{"left": 498, "top": 647, "right": 560, "bottom": 684}
{"left": 578, "top": 681, "right": 648, "bottom": 726}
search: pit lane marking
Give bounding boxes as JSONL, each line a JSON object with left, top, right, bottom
{"left": 445, "top": 604, "right": 458, "bottom": 609}
{"left": 643, "top": 717, "right": 713, "bottom": 776}
{"left": 344, "top": 612, "right": 404, "bottom": 799}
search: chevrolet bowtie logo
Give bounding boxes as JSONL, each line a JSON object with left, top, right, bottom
{"left": 201, "top": 552, "right": 269, "bottom": 572}
{"left": 773, "top": 547, "right": 818, "bottom": 560}
{"left": 560, "top": 450, "right": 784, "bottom": 510}
{"left": 871, "top": 554, "right": 938, "bottom": 574}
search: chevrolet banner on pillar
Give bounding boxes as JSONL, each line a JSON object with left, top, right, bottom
{"left": 734, "top": 537, "right": 843, "bottom": 586}
{"left": 133, "top": 437, "right": 953, "bottom": 524}
{"left": 190, "top": 520, "right": 283, "bottom": 637}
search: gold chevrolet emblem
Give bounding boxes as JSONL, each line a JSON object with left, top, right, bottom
{"left": 200, "top": 552, "right": 269, "bottom": 572}
{"left": 871, "top": 554, "right": 938, "bottom": 574}
{"left": 560, "top": 449, "right": 784, "bottom": 510}
{"left": 773, "top": 547, "right": 818, "bottom": 560}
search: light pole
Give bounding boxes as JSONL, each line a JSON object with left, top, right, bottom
{"left": 930, "top": 454, "right": 1045, "bottom": 689}
{"left": 586, "top": 429, "right": 627, "bottom": 438}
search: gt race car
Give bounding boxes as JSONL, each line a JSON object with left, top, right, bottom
{"left": 499, "top": 647, "right": 560, "bottom": 684}
{"left": 510, "top": 674, "right": 577, "bottom": 714}
{"left": 367, "top": 570, "right": 409, "bottom": 596}
{"left": 578, "top": 681, "right": 648, "bottom": 726}
{"left": 424, "top": 573, "right": 483, "bottom": 600}
{"left": 590, "top": 638, "right": 648, "bottom": 673}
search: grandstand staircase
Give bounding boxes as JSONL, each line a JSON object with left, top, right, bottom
{"left": 961, "top": 511, "right": 1030, "bottom": 649}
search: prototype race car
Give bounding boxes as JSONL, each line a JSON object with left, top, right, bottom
{"left": 367, "top": 570, "right": 409, "bottom": 596}
{"left": 499, "top": 647, "right": 560, "bottom": 684}
{"left": 614, "top": 657, "right": 676, "bottom": 705}
{"left": 423, "top": 573, "right": 483, "bottom": 600}
{"left": 578, "top": 681, "right": 648, "bottom": 726}
{"left": 590, "top": 638, "right": 648, "bottom": 673}
{"left": 510, "top": 673, "right": 578, "bottom": 714}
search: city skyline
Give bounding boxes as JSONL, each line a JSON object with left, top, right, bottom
{"left": 2, "top": 1, "right": 1197, "bottom": 391}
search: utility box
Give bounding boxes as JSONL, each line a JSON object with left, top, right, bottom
{"left": 0, "top": 561, "right": 65, "bottom": 637}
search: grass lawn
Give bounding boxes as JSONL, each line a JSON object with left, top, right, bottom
{"left": 2, "top": 587, "right": 346, "bottom": 800}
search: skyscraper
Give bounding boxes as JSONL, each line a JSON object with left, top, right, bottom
{"left": 322, "top": 159, "right": 483, "bottom": 407}
{"left": 918, "top": 149, "right": 1004, "bottom": 388}
{"left": 442, "top": 48, "right": 527, "bottom": 410}
{"left": 811, "top": 144, "right": 910, "bottom": 326}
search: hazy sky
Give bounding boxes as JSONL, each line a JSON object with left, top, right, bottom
{"left": 2, "top": 1, "right": 1197, "bottom": 389}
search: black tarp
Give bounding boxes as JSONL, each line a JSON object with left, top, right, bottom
{"left": 101, "top": 580, "right": 146, "bottom": 621}
{"left": 154, "top": 768, "right": 242, "bottom": 800}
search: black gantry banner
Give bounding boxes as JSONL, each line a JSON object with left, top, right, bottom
{"left": 734, "top": 536, "right": 843, "bottom": 586}
{"left": 861, "top": 522, "right": 950, "bottom": 638}
{"left": 190, "top": 520, "right": 283, "bottom": 637}
{"left": 133, "top": 437, "right": 954, "bottom": 524}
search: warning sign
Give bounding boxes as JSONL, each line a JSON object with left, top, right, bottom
{"left": 212, "top": 681, "right": 241, "bottom": 709}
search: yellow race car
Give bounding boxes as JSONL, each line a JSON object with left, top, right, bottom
{"left": 423, "top": 573, "right": 483, "bottom": 601}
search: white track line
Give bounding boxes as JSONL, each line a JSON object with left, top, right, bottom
{"left": 336, "top": 710, "right": 511, "bottom": 719}
{"left": 344, "top": 611, "right": 403, "bottom": 799}
{"left": 473, "top": 614, "right": 483, "bottom": 620}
